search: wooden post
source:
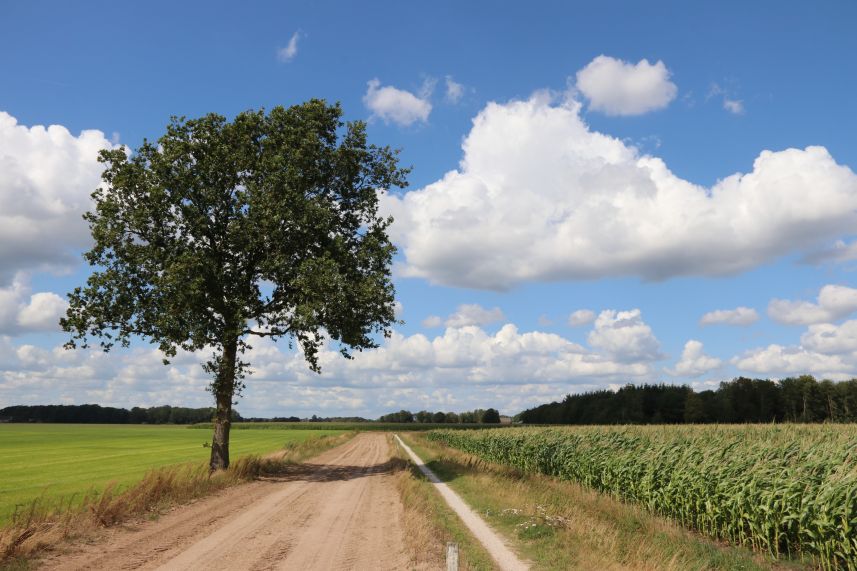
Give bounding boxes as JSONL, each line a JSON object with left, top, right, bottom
{"left": 446, "top": 541, "right": 459, "bottom": 571}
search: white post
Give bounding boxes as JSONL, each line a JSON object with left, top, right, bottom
{"left": 446, "top": 541, "right": 459, "bottom": 571}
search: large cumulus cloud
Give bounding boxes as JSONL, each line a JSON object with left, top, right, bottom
{"left": 382, "top": 94, "right": 857, "bottom": 290}
{"left": 0, "top": 112, "right": 116, "bottom": 284}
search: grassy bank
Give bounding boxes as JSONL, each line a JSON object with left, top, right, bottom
{"left": 402, "top": 432, "right": 806, "bottom": 571}
{"left": 0, "top": 424, "right": 346, "bottom": 523}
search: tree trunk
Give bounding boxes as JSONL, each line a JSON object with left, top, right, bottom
{"left": 210, "top": 336, "right": 238, "bottom": 471}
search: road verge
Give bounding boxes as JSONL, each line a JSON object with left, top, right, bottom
{"left": 394, "top": 434, "right": 529, "bottom": 571}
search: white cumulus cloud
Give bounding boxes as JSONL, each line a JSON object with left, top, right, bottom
{"left": 444, "top": 303, "right": 504, "bottom": 328}
{"left": 381, "top": 93, "right": 857, "bottom": 289}
{"left": 17, "top": 292, "right": 68, "bottom": 331}
{"left": 667, "top": 340, "right": 721, "bottom": 377}
{"left": 568, "top": 309, "right": 596, "bottom": 327}
{"left": 700, "top": 307, "right": 759, "bottom": 326}
{"left": 587, "top": 309, "right": 662, "bottom": 363}
{"left": 363, "top": 79, "right": 432, "bottom": 127}
{"left": 800, "top": 320, "right": 857, "bottom": 355}
{"left": 732, "top": 344, "right": 852, "bottom": 379}
{"left": 731, "top": 314, "right": 857, "bottom": 380}
{"left": 0, "top": 112, "right": 116, "bottom": 285}
{"left": 0, "top": 275, "right": 68, "bottom": 334}
{"left": 575, "top": 55, "right": 677, "bottom": 116}
{"left": 768, "top": 285, "right": 857, "bottom": 325}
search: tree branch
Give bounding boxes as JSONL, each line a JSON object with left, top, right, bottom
{"left": 243, "top": 328, "right": 289, "bottom": 338}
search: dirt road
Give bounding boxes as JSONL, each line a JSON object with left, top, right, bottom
{"left": 39, "top": 433, "right": 409, "bottom": 571}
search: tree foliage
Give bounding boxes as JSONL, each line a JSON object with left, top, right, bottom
{"left": 61, "top": 100, "right": 407, "bottom": 469}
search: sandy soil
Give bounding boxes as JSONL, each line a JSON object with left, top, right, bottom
{"left": 37, "top": 433, "right": 408, "bottom": 571}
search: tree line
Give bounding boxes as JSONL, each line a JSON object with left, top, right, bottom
{"left": 241, "top": 415, "right": 370, "bottom": 423}
{"left": 517, "top": 376, "right": 857, "bottom": 424}
{"left": 0, "top": 404, "right": 243, "bottom": 424}
{"left": 378, "top": 408, "right": 501, "bottom": 424}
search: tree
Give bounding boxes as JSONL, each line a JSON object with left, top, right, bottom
{"left": 378, "top": 410, "right": 414, "bottom": 423}
{"left": 683, "top": 390, "right": 707, "bottom": 423}
{"left": 61, "top": 101, "right": 408, "bottom": 470}
{"left": 481, "top": 408, "right": 501, "bottom": 423}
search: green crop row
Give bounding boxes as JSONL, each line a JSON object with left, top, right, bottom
{"left": 426, "top": 425, "right": 857, "bottom": 570}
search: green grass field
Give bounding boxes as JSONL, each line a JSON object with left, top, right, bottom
{"left": 0, "top": 424, "right": 344, "bottom": 523}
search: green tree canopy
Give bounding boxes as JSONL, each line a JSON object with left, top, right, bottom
{"left": 480, "top": 408, "right": 501, "bottom": 423}
{"left": 62, "top": 100, "right": 408, "bottom": 469}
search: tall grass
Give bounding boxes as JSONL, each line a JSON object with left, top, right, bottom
{"left": 427, "top": 425, "right": 857, "bottom": 570}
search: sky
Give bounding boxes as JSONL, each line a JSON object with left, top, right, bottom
{"left": 2, "top": 0, "right": 857, "bottom": 418}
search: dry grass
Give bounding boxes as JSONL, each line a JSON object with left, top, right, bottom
{"left": 392, "top": 457, "right": 447, "bottom": 569}
{"left": 0, "top": 431, "right": 354, "bottom": 568}
{"left": 389, "top": 434, "right": 498, "bottom": 571}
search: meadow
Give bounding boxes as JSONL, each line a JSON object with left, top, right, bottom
{"left": 0, "top": 424, "right": 344, "bottom": 523}
{"left": 428, "top": 424, "right": 857, "bottom": 570}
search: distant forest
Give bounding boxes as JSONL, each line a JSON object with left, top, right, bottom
{"left": 0, "top": 404, "right": 242, "bottom": 424}
{"left": 518, "top": 376, "right": 857, "bottom": 424}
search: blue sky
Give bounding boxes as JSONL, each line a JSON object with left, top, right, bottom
{"left": 2, "top": 0, "right": 857, "bottom": 417}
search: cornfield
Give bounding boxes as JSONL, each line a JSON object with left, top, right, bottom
{"left": 426, "top": 425, "right": 857, "bottom": 569}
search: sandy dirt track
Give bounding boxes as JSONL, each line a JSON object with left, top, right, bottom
{"left": 38, "top": 433, "right": 408, "bottom": 571}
